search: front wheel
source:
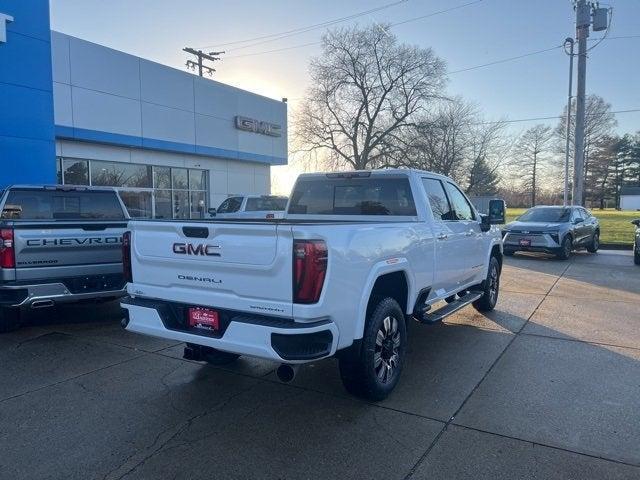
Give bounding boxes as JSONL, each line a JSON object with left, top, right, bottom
{"left": 587, "top": 232, "right": 599, "bottom": 253}
{"left": 556, "top": 236, "right": 572, "bottom": 260}
{"left": 473, "top": 256, "right": 500, "bottom": 312}
{"left": 338, "top": 297, "right": 407, "bottom": 401}
{"left": 634, "top": 245, "right": 640, "bottom": 265}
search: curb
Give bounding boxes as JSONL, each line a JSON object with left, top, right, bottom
{"left": 599, "top": 243, "right": 633, "bottom": 251}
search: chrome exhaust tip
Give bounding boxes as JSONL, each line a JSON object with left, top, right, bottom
{"left": 276, "top": 364, "right": 299, "bottom": 383}
{"left": 31, "top": 299, "right": 55, "bottom": 309}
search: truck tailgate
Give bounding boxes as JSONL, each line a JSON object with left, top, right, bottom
{"left": 130, "top": 221, "right": 294, "bottom": 316}
{"left": 12, "top": 222, "right": 126, "bottom": 281}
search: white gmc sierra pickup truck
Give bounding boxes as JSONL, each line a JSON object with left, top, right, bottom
{"left": 121, "top": 170, "right": 505, "bottom": 400}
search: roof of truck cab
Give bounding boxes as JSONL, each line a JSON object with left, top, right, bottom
{"left": 4, "top": 185, "right": 118, "bottom": 192}
{"left": 296, "top": 169, "right": 453, "bottom": 181}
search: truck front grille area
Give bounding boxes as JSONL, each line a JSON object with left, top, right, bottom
{"left": 62, "top": 273, "right": 126, "bottom": 294}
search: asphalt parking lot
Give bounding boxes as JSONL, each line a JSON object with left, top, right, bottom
{"left": 1, "top": 250, "right": 638, "bottom": 479}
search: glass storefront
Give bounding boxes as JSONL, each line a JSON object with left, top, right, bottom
{"left": 56, "top": 158, "right": 208, "bottom": 219}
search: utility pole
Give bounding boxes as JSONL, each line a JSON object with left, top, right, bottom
{"left": 183, "top": 48, "right": 225, "bottom": 77}
{"left": 563, "top": 37, "right": 574, "bottom": 207}
{"left": 573, "top": 0, "right": 589, "bottom": 206}
{"left": 571, "top": 1, "right": 609, "bottom": 206}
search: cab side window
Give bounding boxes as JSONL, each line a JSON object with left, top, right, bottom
{"left": 422, "top": 178, "right": 454, "bottom": 221}
{"left": 571, "top": 208, "right": 583, "bottom": 223}
{"left": 218, "top": 197, "right": 243, "bottom": 213}
{"left": 446, "top": 183, "right": 475, "bottom": 221}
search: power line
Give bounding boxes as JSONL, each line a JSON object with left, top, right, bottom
{"left": 195, "top": 0, "right": 409, "bottom": 51}
{"left": 449, "top": 45, "right": 563, "bottom": 74}
{"left": 224, "top": 0, "right": 486, "bottom": 60}
{"left": 473, "top": 108, "right": 640, "bottom": 126}
{"left": 389, "top": 0, "right": 484, "bottom": 27}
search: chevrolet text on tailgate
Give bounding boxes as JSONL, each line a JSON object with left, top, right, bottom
{"left": 121, "top": 170, "right": 506, "bottom": 400}
{"left": 0, "top": 185, "right": 129, "bottom": 332}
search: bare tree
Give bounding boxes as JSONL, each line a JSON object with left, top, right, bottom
{"left": 408, "top": 98, "right": 476, "bottom": 181}
{"left": 295, "top": 24, "right": 446, "bottom": 170}
{"left": 466, "top": 120, "right": 510, "bottom": 195}
{"left": 513, "top": 124, "right": 553, "bottom": 206}
{"left": 554, "top": 94, "right": 617, "bottom": 203}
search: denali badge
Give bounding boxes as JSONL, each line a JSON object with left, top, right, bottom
{"left": 173, "top": 243, "right": 221, "bottom": 257}
{"left": 178, "top": 274, "right": 222, "bottom": 284}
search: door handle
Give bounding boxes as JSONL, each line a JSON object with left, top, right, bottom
{"left": 465, "top": 230, "right": 474, "bottom": 237}
{"left": 437, "top": 233, "right": 448, "bottom": 241}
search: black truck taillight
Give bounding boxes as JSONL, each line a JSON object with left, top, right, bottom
{"left": 122, "top": 231, "right": 132, "bottom": 283}
{"left": 0, "top": 229, "right": 15, "bottom": 269}
{"left": 293, "top": 240, "right": 327, "bottom": 304}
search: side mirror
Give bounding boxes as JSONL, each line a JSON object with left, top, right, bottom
{"left": 631, "top": 219, "right": 640, "bottom": 227}
{"left": 488, "top": 199, "right": 506, "bottom": 224}
{"left": 573, "top": 217, "right": 584, "bottom": 224}
{"left": 208, "top": 208, "right": 217, "bottom": 217}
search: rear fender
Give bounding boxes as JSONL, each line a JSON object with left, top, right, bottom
{"left": 353, "top": 258, "right": 414, "bottom": 341}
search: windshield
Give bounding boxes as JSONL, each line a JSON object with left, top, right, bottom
{"left": 245, "top": 197, "right": 288, "bottom": 212}
{"left": 517, "top": 207, "right": 570, "bottom": 223}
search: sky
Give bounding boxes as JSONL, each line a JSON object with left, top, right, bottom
{"left": 49, "top": 0, "right": 640, "bottom": 193}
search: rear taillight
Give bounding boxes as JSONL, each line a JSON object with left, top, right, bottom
{"left": 122, "top": 231, "right": 132, "bottom": 283}
{"left": 0, "top": 229, "right": 15, "bottom": 269}
{"left": 293, "top": 240, "right": 327, "bottom": 304}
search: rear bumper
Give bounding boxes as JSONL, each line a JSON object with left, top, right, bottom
{"left": 0, "top": 274, "right": 126, "bottom": 308}
{"left": 121, "top": 296, "right": 338, "bottom": 363}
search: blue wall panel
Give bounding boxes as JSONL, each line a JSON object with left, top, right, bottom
{"left": 0, "top": 0, "right": 56, "bottom": 186}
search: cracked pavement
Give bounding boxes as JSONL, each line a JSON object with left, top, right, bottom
{"left": 0, "top": 250, "right": 639, "bottom": 479}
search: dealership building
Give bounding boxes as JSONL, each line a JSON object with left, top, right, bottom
{"left": 0, "top": 0, "right": 287, "bottom": 219}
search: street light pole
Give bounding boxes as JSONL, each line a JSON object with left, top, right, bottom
{"left": 563, "top": 37, "right": 575, "bottom": 207}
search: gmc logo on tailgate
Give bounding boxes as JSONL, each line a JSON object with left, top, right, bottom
{"left": 173, "top": 243, "right": 221, "bottom": 257}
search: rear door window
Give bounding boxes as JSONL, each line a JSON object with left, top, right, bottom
{"left": 1, "top": 190, "right": 125, "bottom": 220}
{"left": 422, "top": 178, "right": 454, "bottom": 221}
{"left": 288, "top": 177, "right": 416, "bottom": 216}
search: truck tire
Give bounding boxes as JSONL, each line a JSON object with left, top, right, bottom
{"left": 0, "top": 308, "right": 21, "bottom": 334}
{"left": 586, "top": 231, "right": 599, "bottom": 253}
{"left": 472, "top": 256, "right": 500, "bottom": 312}
{"left": 556, "top": 235, "right": 572, "bottom": 260}
{"left": 338, "top": 297, "right": 407, "bottom": 401}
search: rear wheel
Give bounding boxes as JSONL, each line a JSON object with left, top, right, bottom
{"left": 587, "top": 231, "right": 600, "bottom": 253}
{"left": 473, "top": 256, "right": 500, "bottom": 312}
{"left": 339, "top": 297, "right": 407, "bottom": 401}
{"left": 0, "top": 308, "right": 21, "bottom": 333}
{"left": 556, "top": 235, "right": 572, "bottom": 260}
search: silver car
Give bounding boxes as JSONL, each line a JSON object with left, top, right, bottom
{"left": 502, "top": 206, "right": 600, "bottom": 260}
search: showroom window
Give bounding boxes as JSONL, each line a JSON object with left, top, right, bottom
{"left": 56, "top": 158, "right": 208, "bottom": 220}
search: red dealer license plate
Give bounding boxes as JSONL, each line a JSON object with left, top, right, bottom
{"left": 519, "top": 238, "right": 531, "bottom": 247}
{"left": 188, "top": 307, "right": 220, "bottom": 331}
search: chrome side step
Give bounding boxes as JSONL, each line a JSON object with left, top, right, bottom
{"left": 414, "top": 291, "right": 484, "bottom": 324}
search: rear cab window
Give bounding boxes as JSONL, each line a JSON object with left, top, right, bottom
{"left": 288, "top": 176, "right": 416, "bottom": 216}
{"left": 1, "top": 189, "right": 125, "bottom": 220}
